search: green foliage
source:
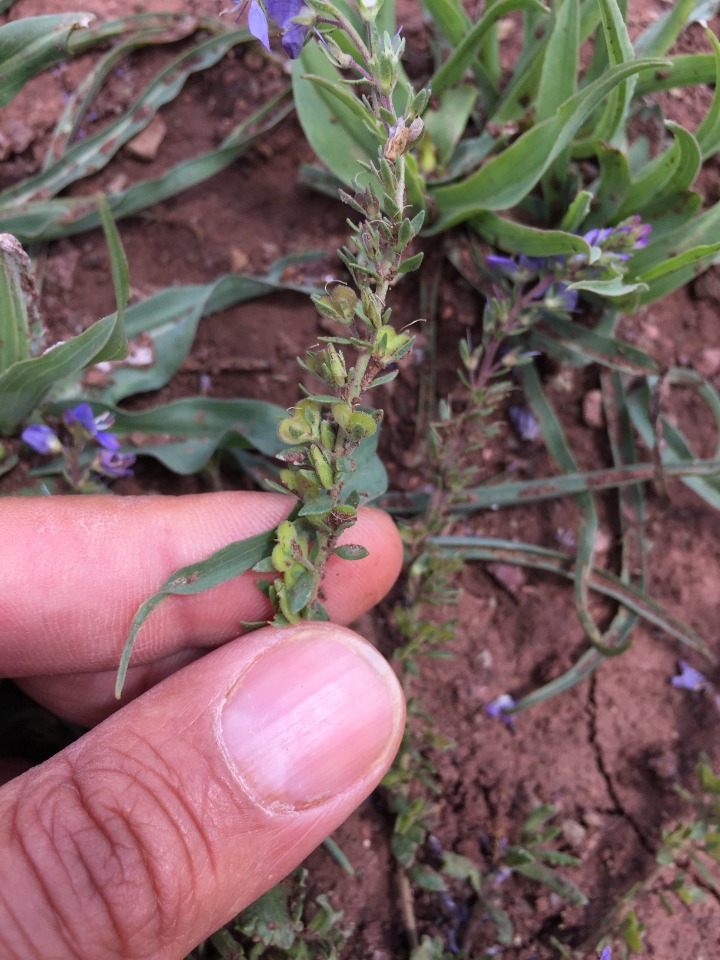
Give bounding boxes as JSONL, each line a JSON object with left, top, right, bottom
{"left": 0, "top": 12, "right": 286, "bottom": 243}
{"left": 187, "top": 869, "right": 352, "bottom": 960}
{"left": 0, "top": 12, "right": 94, "bottom": 106}
{"left": 584, "top": 755, "right": 720, "bottom": 957}
{"left": 294, "top": 0, "right": 720, "bottom": 304}
{"left": 0, "top": 200, "right": 127, "bottom": 436}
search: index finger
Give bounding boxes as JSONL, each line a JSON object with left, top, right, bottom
{"left": 0, "top": 493, "right": 403, "bottom": 677}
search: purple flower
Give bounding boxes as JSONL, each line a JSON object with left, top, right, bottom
{"left": 64, "top": 403, "right": 120, "bottom": 451}
{"left": 599, "top": 949, "right": 611, "bottom": 960}
{"left": 583, "top": 226, "right": 614, "bottom": 248}
{"left": 671, "top": 660, "right": 712, "bottom": 692}
{"left": 486, "top": 254, "right": 520, "bottom": 275}
{"left": 508, "top": 405, "right": 540, "bottom": 442}
{"left": 486, "top": 693, "right": 516, "bottom": 727}
{"left": 546, "top": 282, "right": 578, "bottom": 312}
{"left": 21, "top": 424, "right": 62, "bottom": 455}
{"left": 232, "top": 0, "right": 309, "bottom": 58}
{"left": 96, "top": 449, "right": 135, "bottom": 479}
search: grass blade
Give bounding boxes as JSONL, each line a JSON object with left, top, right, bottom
{"left": 0, "top": 13, "right": 94, "bottom": 106}
{"left": 115, "top": 529, "right": 275, "bottom": 697}
{"left": 427, "top": 536, "right": 712, "bottom": 658}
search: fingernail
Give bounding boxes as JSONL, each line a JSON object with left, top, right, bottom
{"left": 220, "top": 626, "right": 404, "bottom": 810}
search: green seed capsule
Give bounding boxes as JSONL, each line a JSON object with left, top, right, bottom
{"left": 309, "top": 443, "right": 335, "bottom": 489}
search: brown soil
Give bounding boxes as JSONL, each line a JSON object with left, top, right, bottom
{"left": 2, "top": 1, "right": 719, "bottom": 958}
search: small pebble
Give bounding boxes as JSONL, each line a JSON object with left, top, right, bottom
{"left": 582, "top": 389, "right": 604, "bottom": 429}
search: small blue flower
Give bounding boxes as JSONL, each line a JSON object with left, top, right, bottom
{"left": 672, "top": 660, "right": 712, "bottom": 692}
{"left": 96, "top": 449, "right": 135, "bottom": 479}
{"left": 486, "top": 693, "right": 516, "bottom": 727}
{"left": 583, "top": 226, "right": 614, "bottom": 248}
{"left": 508, "top": 405, "right": 540, "bottom": 442}
{"left": 21, "top": 424, "right": 62, "bottom": 455}
{"left": 232, "top": 0, "right": 309, "bottom": 58}
{"left": 486, "top": 254, "right": 520, "bottom": 275}
{"left": 599, "top": 947, "right": 612, "bottom": 960}
{"left": 544, "top": 282, "right": 579, "bottom": 312}
{"left": 64, "top": 403, "right": 120, "bottom": 452}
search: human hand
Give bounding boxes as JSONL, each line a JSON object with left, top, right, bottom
{"left": 0, "top": 492, "right": 405, "bottom": 959}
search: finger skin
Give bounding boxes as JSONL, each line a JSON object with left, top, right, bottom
{"left": 0, "top": 493, "right": 403, "bottom": 678}
{"left": 0, "top": 623, "right": 405, "bottom": 960}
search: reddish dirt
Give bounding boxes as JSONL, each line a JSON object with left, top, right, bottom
{"left": 1, "top": 1, "right": 719, "bottom": 958}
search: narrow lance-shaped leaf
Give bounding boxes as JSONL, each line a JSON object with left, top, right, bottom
{"left": 430, "top": 56, "right": 666, "bottom": 229}
{"left": 617, "top": 122, "right": 702, "bottom": 221}
{"left": 521, "top": 363, "right": 616, "bottom": 654}
{"left": 0, "top": 90, "right": 292, "bottom": 242}
{"left": 429, "top": 0, "right": 548, "bottom": 97}
{"left": 0, "top": 233, "right": 34, "bottom": 372}
{"left": 116, "top": 529, "right": 276, "bottom": 698}
{"left": 0, "top": 200, "right": 126, "bottom": 435}
{"left": 0, "top": 13, "right": 95, "bottom": 107}
{"left": 578, "top": 0, "right": 636, "bottom": 151}
{"left": 633, "top": 0, "right": 697, "bottom": 57}
{"left": 427, "top": 536, "right": 711, "bottom": 658}
{"left": 0, "top": 29, "right": 247, "bottom": 208}
{"left": 695, "top": 27, "right": 720, "bottom": 159}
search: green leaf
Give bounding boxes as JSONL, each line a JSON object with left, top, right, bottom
{"left": 97, "top": 198, "right": 129, "bottom": 362}
{"left": 0, "top": 28, "right": 246, "bottom": 210}
{"left": 510, "top": 859, "right": 588, "bottom": 905}
{"left": 421, "top": 0, "right": 499, "bottom": 107}
{"left": 0, "top": 90, "right": 292, "bottom": 242}
{"left": 427, "top": 535, "right": 711, "bottom": 659}
{"left": 0, "top": 233, "right": 34, "bottom": 371}
{"left": 0, "top": 13, "right": 95, "bottom": 106}
{"left": 620, "top": 910, "right": 645, "bottom": 951}
{"left": 422, "top": 86, "right": 477, "bottom": 167}
{"left": 286, "top": 568, "right": 315, "bottom": 615}
{"left": 573, "top": 0, "right": 637, "bottom": 152}
{"left": 565, "top": 275, "right": 647, "bottom": 300}
{"left": 115, "top": 529, "right": 275, "bottom": 698}
{"left": 695, "top": 27, "right": 720, "bottom": 159}
{"left": 292, "top": 39, "right": 381, "bottom": 189}
{"left": 536, "top": 0, "right": 578, "bottom": 124}
{"left": 409, "top": 864, "right": 447, "bottom": 892}
{"left": 559, "top": 190, "right": 593, "bottom": 232}
{"left": 0, "top": 204, "right": 127, "bottom": 435}
{"left": 625, "top": 371, "right": 720, "bottom": 510}
{"left": 334, "top": 544, "right": 369, "bottom": 560}
{"left": 62, "top": 396, "right": 288, "bottom": 474}
{"left": 298, "top": 493, "right": 335, "bottom": 516}
{"left": 633, "top": 0, "right": 696, "bottom": 57}
{"left": 41, "top": 14, "right": 209, "bottom": 166}
{"left": 430, "top": 56, "right": 665, "bottom": 229}
{"left": 637, "top": 242, "right": 720, "bottom": 304}
{"left": 429, "top": 0, "right": 549, "bottom": 97}
{"left": 78, "top": 253, "right": 322, "bottom": 405}
{"left": 236, "top": 876, "right": 300, "bottom": 949}
{"left": 635, "top": 52, "right": 715, "bottom": 97}
{"left": 617, "top": 122, "right": 702, "bottom": 220}
{"left": 584, "top": 142, "right": 631, "bottom": 227}
{"left": 467, "top": 212, "right": 592, "bottom": 255}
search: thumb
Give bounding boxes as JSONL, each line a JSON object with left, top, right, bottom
{"left": 0, "top": 623, "right": 404, "bottom": 960}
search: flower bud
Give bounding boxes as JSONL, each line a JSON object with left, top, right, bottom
{"left": 376, "top": 51, "right": 396, "bottom": 96}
